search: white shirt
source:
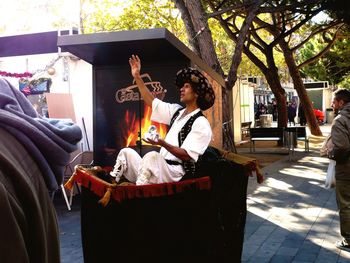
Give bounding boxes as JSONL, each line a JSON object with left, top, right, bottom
{"left": 151, "top": 98, "right": 212, "bottom": 176}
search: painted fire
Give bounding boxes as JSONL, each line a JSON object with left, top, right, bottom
{"left": 123, "top": 105, "right": 167, "bottom": 147}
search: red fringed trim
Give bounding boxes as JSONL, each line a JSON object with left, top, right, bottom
{"left": 70, "top": 168, "right": 211, "bottom": 204}
{"left": 111, "top": 177, "right": 211, "bottom": 203}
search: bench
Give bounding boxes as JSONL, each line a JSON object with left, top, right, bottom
{"left": 296, "top": 127, "right": 309, "bottom": 152}
{"left": 241, "top": 121, "right": 252, "bottom": 138}
{"left": 285, "top": 126, "right": 309, "bottom": 152}
{"left": 249, "top": 127, "right": 284, "bottom": 152}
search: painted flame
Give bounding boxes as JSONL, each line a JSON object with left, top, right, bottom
{"left": 124, "top": 105, "right": 167, "bottom": 147}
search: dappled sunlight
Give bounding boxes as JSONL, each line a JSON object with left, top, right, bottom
{"left": 292, "top": 164, "right": 327, "bottom": 174}
{"left": 297, "top": 158, "right": 329, "bottom": 166}
{"left": 252, "top": 185, "right": 271, "bottom": 192}
{"left": 280, "top": 167, "right": 325, "bottom": 180}
{"left": 244, "top": 149, "right": 344, "bottom": 261}
{"left": 265, "top": 177, "right": 293, "bottom": 190}
{"left": 309, "top": 180, "right": 322, "bottom": 185}
{"left": 298, "top": 156, "right": 330, "bottom": 164}
{"left": 247, "top": 152, "right": 335, "bottom": 228}
{"left": 245, "top": 189, "right": 340, "bottom": 260}
{"left": 243, "top": 125, "right": 340, "bottom": 261}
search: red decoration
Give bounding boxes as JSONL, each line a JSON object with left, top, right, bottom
{"left": 66, "top": 167, "right": 211, "bottom": 204}
{"left": 0, "top": 70, "right": 33, "bottom": 78}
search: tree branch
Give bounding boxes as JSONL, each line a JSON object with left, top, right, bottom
{"left": 297, "top": 27, "right": 342, "bottom": 69}
{"left": 215, "top": 14, "right": 269, "bottom": 75}
{"left": 291, "top": 21, "right": 343, "bottom": 51}
{"left": 260, "top": 0, "right": 320, "bottom": 12}
{"left": 207, "top": 0, "right": 321, "bottom": 18}
{"left": 207, "top": 2, "right": 251, "bottom": 18}
{"left": 226, "top": 17, "right": 266, "bottom": 53}
{"left": 225, "top": 0, "right": 265, "bottom": 89}
{"left": 253, "top": 12, "right": 302, "bottom": 32}
{"left": 250, "top": 23, "right": 270, "bottom": 49}
{"left": 269, "top": 8, "right": 322, "bottom": 47}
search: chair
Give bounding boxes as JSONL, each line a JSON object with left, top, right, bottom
{"left": 296, "top": 127, "right": 309, "bottom": 152}
{"left": 61, "top": 151, "right": 93, "bottom": 210}
{"left": 241, "top": 121, "right": 252, "bottom": 139}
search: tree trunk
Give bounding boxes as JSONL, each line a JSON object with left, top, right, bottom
{"left": 183, "top": 0, "right": 224, "bottom": 76}
{"left": 206, "top": 1, "right": 264, "bottom": 152}
{"left": 222, "top": 86, "right": 236, "bottom": 152}
{"left": 265, "top": 72, "right": 288, "bottom": 128}
{"left": 264, "top": 48, "right": 288, "bottom": 128}
{"left": 279, "top": 41, "right": 323, "bottom": 136}
{"left": 172, "top": 0, "right": 201, "bottom": 56}
{"left": 177, "top": 0, "right": 237, "bottom": 151}
{"left": 239, "top": 42, "right": 288, "bottom": 128}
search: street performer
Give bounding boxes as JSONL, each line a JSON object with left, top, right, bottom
{"left": 110, "top": 55, "right": 215, "bottom": 185}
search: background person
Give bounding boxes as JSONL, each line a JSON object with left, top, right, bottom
{"left": 330, "top": 89, "right": 350, "bottom": 252}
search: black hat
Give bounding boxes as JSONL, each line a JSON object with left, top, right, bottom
{"left": 175, "top": 67, "right": 215, "bottom": 111}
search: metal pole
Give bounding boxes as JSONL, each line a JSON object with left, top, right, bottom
{"left": 82, "top": 117, "right": 90, "bottom": 151}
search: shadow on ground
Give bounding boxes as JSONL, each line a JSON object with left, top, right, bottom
{"left": 242, "top": 152, "right": 350, "bottom": 263}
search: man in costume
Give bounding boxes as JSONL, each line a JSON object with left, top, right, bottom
{"left": 110, "top": 55, "right": 215, "bottom": 185}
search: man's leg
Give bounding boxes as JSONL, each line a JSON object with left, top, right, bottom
{"left": 110, "top": 148, "right": 142, "bottom": 183}
{"left": 136, "top": 151, "right": 176, "bottom": 185}
{"left": 336, "top": 180, "right": 350, "bottom": 250}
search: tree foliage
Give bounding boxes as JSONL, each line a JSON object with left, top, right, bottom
{"left": 322, "top": 0, "right": 350, "bottom": 25}
{"left": 299, "top": 29, "right": 350, "bottom": 88}
{"left": 81, "top": 0, "right": 186, "bottom": 41}
{"left": 80, "top": 0, "right": 277, "bottom": 78}
{"left": 204, "top": 0, "right": 349, "bottom": 135}
{"left": 78, "top": 0, "right": 347, "bottom": 139}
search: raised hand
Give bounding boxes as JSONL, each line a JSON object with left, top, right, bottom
{"left": 129, "top": 55, "right": 141, "bottom": 78}
{"left": 128, "top": 54, "right": 154, "bottom": 106}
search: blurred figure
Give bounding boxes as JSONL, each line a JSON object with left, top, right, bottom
{"left": 267, "top": 102, "right": 273, "bottom": 115}
{"left": 254, "top": 102, "right": 260, "bottom": 120}
{"left": 0, "top": 78, "right": 82, "bottom": 262}
{"left": 298, "top": 103, "right": 306, "bottom": 126}
{"left": 272, "top": 99, "right": 277, "bottom": 121}
{"left": 287, "top": 102, "right": 297, "bottom": 125}
{"left": 0, "top": 128, "right": 60, "bottom": 263}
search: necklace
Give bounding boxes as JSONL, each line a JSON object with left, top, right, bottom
{"left": 178, "top": 109, "right": 191, "bottom": 121}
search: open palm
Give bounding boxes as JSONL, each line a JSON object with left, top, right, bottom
{"left": 129, "top": 55, "right": 141, "bottom": 78}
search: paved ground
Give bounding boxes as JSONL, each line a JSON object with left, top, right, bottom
{"left": 242, "top": 151, "right": 350, "bottom": 263}
{"left": 241, "top": 124, "right": 350, "bottom": 263}
{"left": 54, "top": 124, "right": 350, "bottom": 262}
{"left": 54, "top": 196, "right": 83, "bottom": 263}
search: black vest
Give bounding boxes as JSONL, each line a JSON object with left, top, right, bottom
{"left": 169, "top": 108, "right": 205, "bottom": 179}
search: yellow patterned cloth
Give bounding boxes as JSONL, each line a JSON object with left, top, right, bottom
{"left": 220, "top": 150, "right": 264, "bottom": 184}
